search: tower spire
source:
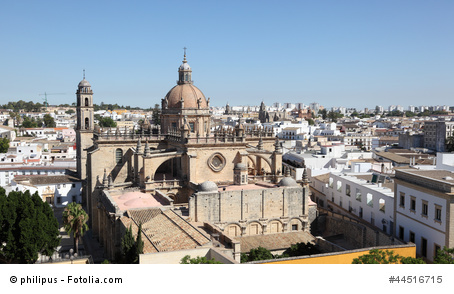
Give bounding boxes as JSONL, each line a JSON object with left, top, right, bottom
{"left": 83, "top": 69, "right": 85, "bottom": 80}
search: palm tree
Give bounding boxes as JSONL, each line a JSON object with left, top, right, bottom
{"left": 62, "top": 202, "right": 89, "bottom": 255}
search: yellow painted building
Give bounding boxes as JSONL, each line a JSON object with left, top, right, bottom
{"left": 258, "top": 244, "right": 416, "bottom": 264}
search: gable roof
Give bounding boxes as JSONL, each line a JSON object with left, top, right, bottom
{"left": 121, "top": 208, "right": 211, "bottom": 254}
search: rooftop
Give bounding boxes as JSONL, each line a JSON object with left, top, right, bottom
{"left": 109, "top": 190, "right": 166, "bottom": 211}
{"left": 121, "top": 208, "right": 211, "bottom": 253}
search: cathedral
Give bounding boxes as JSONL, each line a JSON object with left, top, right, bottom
{"left": 76, "top": 53, "right": 314, "bottom": 261}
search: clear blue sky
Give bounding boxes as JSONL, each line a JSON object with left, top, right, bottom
{"left": 1, "top": 0, "right": 453, "bottom": 110}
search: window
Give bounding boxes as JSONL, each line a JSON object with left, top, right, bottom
{"left": 410, "top": 196, "right": 416, "bottom": 211}
{"left": 422, "top": 200, "right": 428, "bottom": 217}
{"left": 399, "top": 226, "right": 404, "bottom": 240}
{"left": 366, "top": 193, "right": 373, "bottom": 207}
{"left": 346, "top": 184, "right": 351, "bottom": 196}
{"left": 292, "top": 224, "right": 298, "bottom": 231}
{"left": 409, "top": 231, "right": 415, "bottom": 243}
{"left": 434, "top": 244, "right": 441, "bottom": 259}
{"left": 399, "top": 192, "right": 405, "bottom": 208}
{"left": 356, "top": 188, "right": 362, "bottom": 202}
{"left": 421, "top": 237, "right": 427, "bottom": 258}
{"left": 57, "top": 197, "right": 61, "bottom": 204}
{"left": 379, "top": 198, "right": 385, "bottom": 213}
{"left": 435, "top": 206, "right": 442, "bottom": 222}
{"left": 72, "top": 184, "right": 76, "bottom": 188}
{"left": 115, "top": 148, "right": 123, "bottom": 164}
{"left": 329, "top": 177, "right": 333, "bottom": 188}
{"left": 336, "top": 181, "right": 342, "bottom": 192}
{"left": 72, "top": 196, "right": 76, "bottom": 203}
{"left": 189, "top": 122, "right": 194, "bottom": 132}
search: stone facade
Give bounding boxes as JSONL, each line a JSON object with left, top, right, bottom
{"left": 77, "top": 55, "right": 286, "bottom": 245}
{"left": 189, "top": 180, "right": 313, "bottom": 237}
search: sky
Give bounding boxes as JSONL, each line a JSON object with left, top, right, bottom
{"left": 0, "top": 0, "right": 453, "bottom": 110}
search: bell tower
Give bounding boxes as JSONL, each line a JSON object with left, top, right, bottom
{"left": 76, "top": 71, "right": 94, "bottom": 182}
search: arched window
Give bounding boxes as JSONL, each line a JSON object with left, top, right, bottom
{"left": 85, "top": 118, "right": 89, "bottom": 129}
{"left": 85, "top": 98, "right": 89, "bottom": 106}
{"left": 115, "top": 148, "right": 123, "bottom": 164}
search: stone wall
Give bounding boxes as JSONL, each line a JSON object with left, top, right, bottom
{"left": 318, "top": 211, "right": 405, "bottom": 249}
{"left": 190, "top": 185, "right": 311, "bottom": 237}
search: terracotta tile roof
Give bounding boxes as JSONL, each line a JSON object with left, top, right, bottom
{"left": 235, "top": 231, "right": 315, "bottom": 253}
{"left": 124, "top": 208, "right": 211, "bottom": 253}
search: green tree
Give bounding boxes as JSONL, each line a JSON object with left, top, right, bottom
{"left": 180, "top": 255, "right": 222, "bottom": 264}
{"left": 43, "top": 114, "right": 56, "bottom": 127}
{"left": 98, "top": 117, "right": 117, "bottom": 128}
{"left": 65, "top": 109, "right": 75, "bottom": 115}
{"left": 62, "top": 202, "right": 89, "bottom": 255}
{"left": 352, "top": 249, "right": 425, "bottom": 264}
{"left": 241, "top": 246, "right": 274, "bottom": 263}
{"left": 319, "top": 109, "right": 327, "bottom": 120}
{"left": 0, "top": 188, "right": 60, "bottom": 263}
{"left": 0, "top": 137, "right": 10, "bottom": 153}
{"left": 327, "top": 111, "right": 343, "bottom": 122}
{"left": 278, "top": 242, "right": 320, "bottom": 258}
{"left": 121, "top": 225, "right": 136, "bottom": 263}
{"left": 21, "top": 116, "right": 38, "bottom": 128}
{"left": 135, "top": 223, "right": 144, "bottom": 261}
{"left": 434, "top": 247, "right": 454, "bottom": 264}
{"left": 120, "top": 223, "right": 144, "bottom": 264}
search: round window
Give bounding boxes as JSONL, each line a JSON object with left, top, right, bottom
{"left": 208, "top": 153, "right": 226, "bottom": 172}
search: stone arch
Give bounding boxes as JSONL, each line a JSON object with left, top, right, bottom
{"left": 224, "top": 222, "right": 242, "bottom": 237}
{"left": 267, "top": 219, "right": 284, "bottom": 234}
{"left": 288, "top": 217, "right": 304, "bottom": 232}
{"left": 153, "top": 156, "right": 182, "bottom": 181}
{"left": 246, "top": 154, "right": 272, "bottom": 175}
{"left": 246, "top": 221, "right": 263, "bottom": 235}
{"left": 246, "top": 155, "right": 256, "bottom": 174}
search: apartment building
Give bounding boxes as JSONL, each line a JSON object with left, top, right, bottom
{"left": 394, "top": 168, "right": 454, "bottom": 262}
{"left": 423, "top": 120, "right": 454, "bottom": 152}
{"left": 311, "top": 171, "right": 395, "bottom": 235}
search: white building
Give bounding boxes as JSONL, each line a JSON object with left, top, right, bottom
{"left": 311, "top": 171, "right": 395, "bottom": 235}
{"left": 11, "top": 175, "right": 82, "bottom": 208}
{"left": 0, "top": 165, "right": 68, "bottom": 186}
{"left": 394, "top": 168, "right": 454, "bottom": 262}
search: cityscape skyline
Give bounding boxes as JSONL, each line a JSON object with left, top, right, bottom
{"left": 1, "top": 0, "right": 453, "bottom": 110}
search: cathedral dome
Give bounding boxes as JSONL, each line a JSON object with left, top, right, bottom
{"left": 78, "top": 79, "right": 91, "bottom": 88}
{"left": 278, "top": 177, "right": 298, "bottom": 187}
{"left": 199, "top": 181, "right": 218, "bottom": 192}
{"left": 165, "top": 84, "right": 207, "bottom": 109}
